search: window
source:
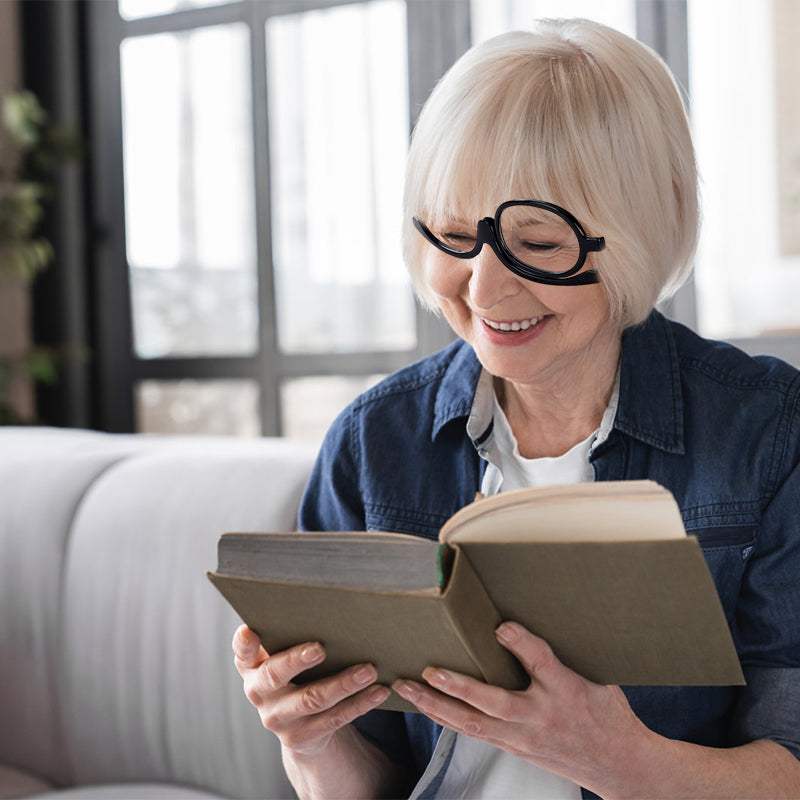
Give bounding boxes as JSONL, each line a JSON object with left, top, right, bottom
{"left": 688, "top": 0, "right": 800, "bottom": 364}
{"left": 120, "top": 23, "right": 259, "bottom": 360}
{"left": 265, "top": 3, "right": 414, "bottom": 356}
{"left": 470, "top": 0, "right": 636, "bottom": 41}
{"left": 86, "top": 0, "right": 466, "bottom": 437}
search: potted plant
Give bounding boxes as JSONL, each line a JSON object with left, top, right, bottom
{"left": 0, "top": 89, "right": 80, "bottom": 423}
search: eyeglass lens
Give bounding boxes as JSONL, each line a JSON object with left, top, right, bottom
{"left": 497, "top": 205, "right": 580, "bottom": 273}
{"left": 427, "top": 204, "right": 582, "bottom": 273}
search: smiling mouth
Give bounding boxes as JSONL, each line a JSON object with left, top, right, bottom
{"left": 481, "top": 315, "right": 544, "bottom": 333}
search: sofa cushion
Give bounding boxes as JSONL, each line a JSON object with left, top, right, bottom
{"left": 60, "top": 437, "right": 315, "bottom": 798}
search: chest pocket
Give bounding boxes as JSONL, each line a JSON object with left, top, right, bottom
{"left": 691, "top": 526, "right": 757, "bottom": 629}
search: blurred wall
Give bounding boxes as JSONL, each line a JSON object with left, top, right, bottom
{"left": 776, "top": 0, "right": 800, "bottom": 256}
{"left": 0, "top": 2, "right": 20, "bottom": 84}
{"left": 0, "top": 0, "right": 35, "bottom": 422}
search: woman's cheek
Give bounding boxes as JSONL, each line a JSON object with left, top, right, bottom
{"left": 423, "top": 251, "right": 468, "bottom": 304}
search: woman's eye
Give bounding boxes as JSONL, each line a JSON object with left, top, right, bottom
{"left": 443, "top": 232, "right": 473, "bottom": 241}
{"left": 442, "top": 232, "right": 477, "bottom": 247}
{"left": 520, "top": 240, "right": 559, "bottom": 252}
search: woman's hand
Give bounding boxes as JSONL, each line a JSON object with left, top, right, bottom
{"left": 233, "top": 625, "right": 403, "bottom": 800}
{"left": 392, "top": 622, "right": 800, "bottom": 799}
{"left": 233, "top": 624, "right": 389, "bottom": 756}
{"left": 392, "top": 620, "right": 653, "bottom": 797}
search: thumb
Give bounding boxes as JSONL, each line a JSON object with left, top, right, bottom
{"left": 233, "top": 624, "right": 268, "bottom": 672}
{"left": 495, "top": 621, "right": 563, "bottom": 682}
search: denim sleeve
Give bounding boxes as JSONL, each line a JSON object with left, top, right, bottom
{"left": 297, "top": 403, "right": 365, "bottom": 532}
{"left": 736, "top": 463, "right": 800, "bottom": 666}
{"left": 733, "top": 433, "right": 800, "bottom": 759}
{"left": 733, "top": 666, "right": 800, "bottom": 759}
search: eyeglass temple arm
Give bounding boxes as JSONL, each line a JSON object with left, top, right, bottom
{"left": 584, "top": 236, "right": 605, "bottom": 252}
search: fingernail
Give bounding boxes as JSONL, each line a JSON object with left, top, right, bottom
{"left": 301, "top": 643, "right": 324, "bottom": 664}
{"left": 393, "top": 680, "right": 418, "bottom": 700}
{"left": 368, "top": 685, "right": 390, "bottom": 704}
{"left": 354, "top": 665, "right": 376, "bottom": 685}
{"left": 423, "top": 668, "right": 448, "bottom": 688}
{"left": 496, "top": 622, "right": 517, "bottom": 643}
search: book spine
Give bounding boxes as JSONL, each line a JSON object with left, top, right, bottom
{"left": 441, "top": 546, "right": 528, "bottom": 690}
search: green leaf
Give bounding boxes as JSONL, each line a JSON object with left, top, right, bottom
{"left": 1, "top": 91, "right": 47, "bottom": 150}
{"left": 0, "top": 238, "right": 54, "bottom": 281}
{"left": 25, "top": 350, "right": 58, "bottom": 385}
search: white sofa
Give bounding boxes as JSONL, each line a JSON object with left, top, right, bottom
{"left": 0, "top": 427, "right": 322, "bottom": 799}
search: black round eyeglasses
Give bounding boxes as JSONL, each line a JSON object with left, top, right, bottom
{"left": 413, "top": 199, "right": 604, "bottom": 286}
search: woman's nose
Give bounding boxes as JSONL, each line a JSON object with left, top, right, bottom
{"left": 468, "top": 243, "right": 521, "bottom": 310}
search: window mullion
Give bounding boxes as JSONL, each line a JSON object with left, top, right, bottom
{"left": 636, "top": 0, "right": 697, "bottom": 331}
{"left": 248, "top": 0, "right": 282, "bottom": 435}
{"left": 86, "top": 0, "right": 138, "bottom": 431}
{"left": 406, "top": 0, "right": 469, "bottom": 358}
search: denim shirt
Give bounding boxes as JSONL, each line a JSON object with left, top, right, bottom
{"left": 298, "top": 310, "right": 800, "bottom": 796}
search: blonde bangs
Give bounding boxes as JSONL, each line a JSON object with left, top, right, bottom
{"left": 410, "top": 50, "right": 581, "bottom": 226}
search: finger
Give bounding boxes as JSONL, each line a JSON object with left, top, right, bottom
{"left": 241, "top": 643, "right": 327, "bottom": 711}
{"left": 266, "top": 664, "right": 388, "bottom": 733}
{"left": 258, "top": 641, "right": 327, "bottom": 689}
{"left": 233, "top": 625, "right": 325, "bottom": 686}
{"left": 287, "top": 663, "right": 382, "bottom": 717}
{"left": 495, "top": 621, "right": 563, "bottom": 683}
{"left": 232, "top": 625, "right": 269, "bottom": 672}
{"left": 393, "top": 677, "right": 456, "bottom": 717}
{"left": 274, "top": 683, "right": 392, "bottom": 752}
{"left": 393, "top": 678, "right": 502, "bottom": 744}
{"left": 420, "top": 667, "right": 524, "bottom": 721}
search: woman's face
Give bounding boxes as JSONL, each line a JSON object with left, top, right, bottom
{"left": 422, "top": 223, "right": 620, "bottom": 391}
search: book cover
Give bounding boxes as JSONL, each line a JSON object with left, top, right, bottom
{"left": 208, "top": 480, "right": 744, "bottom": 712}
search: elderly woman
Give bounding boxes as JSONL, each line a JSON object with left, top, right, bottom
{"left": 233, "top": 18, "right": 800, "bottom": 799}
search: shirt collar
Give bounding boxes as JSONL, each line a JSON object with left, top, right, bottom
{"left": 431, "top": 309, "right": 685, "bottom": 455}
{"left": 615, "top": 310, "right": 685, "bottom": 454}
{"left": 432, "top": 341, "right": 483, "bottom": 441}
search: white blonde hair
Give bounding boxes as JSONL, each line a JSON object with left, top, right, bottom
{"left": 403, "top": 18, "right": 700, "bottom": 328}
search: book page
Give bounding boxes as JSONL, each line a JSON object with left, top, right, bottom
{"left": 217, "top": 530, "right": 441, "bottom": 592}
{"left": 440, "top": 480, "right": 686, "bottom": 544}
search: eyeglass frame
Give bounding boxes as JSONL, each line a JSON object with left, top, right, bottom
{"left": 412, "top": 199, "right": 604, "bottom": 286}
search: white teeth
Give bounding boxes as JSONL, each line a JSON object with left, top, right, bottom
{"left": 483, "top": 316, "right": 543, "bottom": 332}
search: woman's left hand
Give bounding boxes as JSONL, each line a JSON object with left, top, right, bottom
{"left": 392, "top": 620, "right": 653, "bottom": 797}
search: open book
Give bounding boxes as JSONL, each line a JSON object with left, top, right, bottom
{"left": 208, "top": 480, "right": 744, "bottom": 712}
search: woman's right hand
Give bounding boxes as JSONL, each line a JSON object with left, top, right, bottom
{"left": 232, "top": 624, "right": 391, "bottom": 760}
